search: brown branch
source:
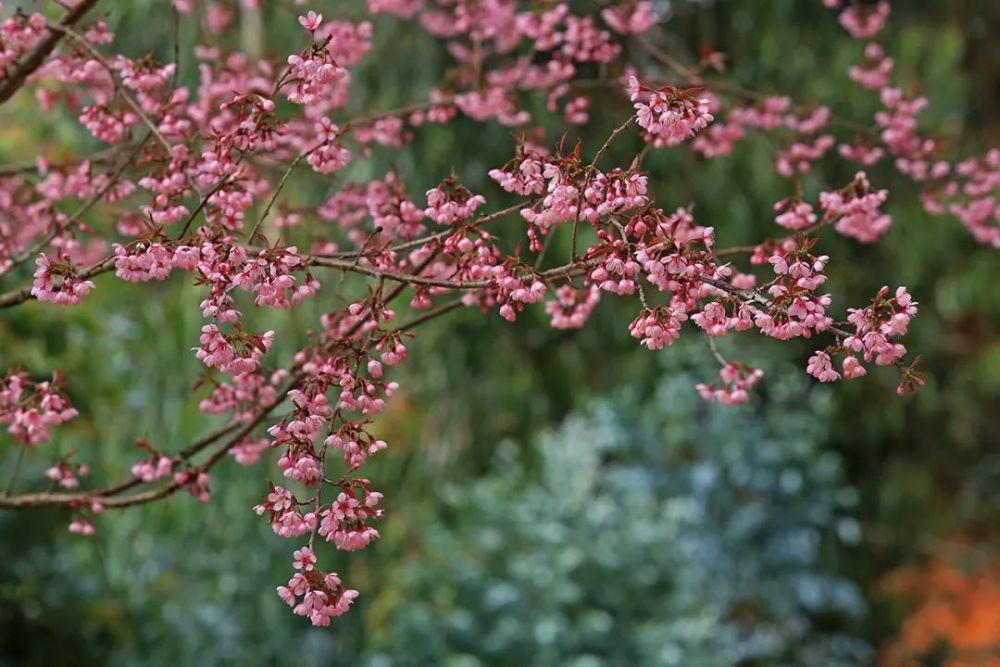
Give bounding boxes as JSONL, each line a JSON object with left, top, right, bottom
{"left": 0, "top": 284, "right": 468, "bottom": 511}
{"left": 310, "top": 255, "right": 490, "bottom": 289}
{"left": 714, "top": 219, "right": 833, "bottom": 257}
{"left": 315, "top": 203, "right": 529, "bottom": 261}
{"left": 245, "top": 145, "right": 323, "bottom": 242}
{"left": 592, "top": 117, "right": 635, "bottom": 167}
{"left": 0, "top": 178, "right": 231, "bottom": 310}
{"left": 0, "top": 140, "right": 140, "bottom": 178}
{"left": 0, "top": 0, "right": 102, "bottom": 107}
{"left": 389, "top": 297, "right": 464, "bottom": 332}
{"left": 0, "top": 390, "right": 289, "bottom": 510}
{"left": 177, "top": 174, "right": 235, "bottom": 239}
{"left": 0, "top": 256, "right": 115, "bottom": 309}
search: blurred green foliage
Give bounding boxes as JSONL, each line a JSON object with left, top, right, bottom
{"left": 1, "top": 1, "right": 998, "bottom": 665}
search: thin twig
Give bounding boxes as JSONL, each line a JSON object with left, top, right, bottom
{"left": 246, "top": 145, "right": 322, "bottom": 242}
{"left": 1, "top": 132, "right": 151, "bottom": 278}
{"left": 4, "top": 447, "right": 27, "bottom": 497}
{"left": 47, "top": 22, "right": 205, "bottom": 200}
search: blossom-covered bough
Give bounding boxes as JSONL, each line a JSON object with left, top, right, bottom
{"left": 0, "top": 0, "right": 990, "bottom": 626}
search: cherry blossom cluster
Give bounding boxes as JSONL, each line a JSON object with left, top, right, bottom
{"left": 31, "top": 253, "right": 96, "bottom": 305}
{"left": 0, "top": 370, "right": 78, "bottom": 446}
{"left": 129, "top": 438, "right": 175, "bottom": 481}
{"left": 277, "top": 551, "right": 359, "bottom": 627}
{"left": 827, "top": 0, "right": 890, "bottom": 40}
{"left": 820, "top": 171, "right": 891, "bottom": 243}
{"left": 425, "top": 179, "right": 487, "bottom": 226}
{"left": 807, "top": 285, "right": 921, "bottom": 393}
{"left": 255, "top": 483, "right": 318, "bottom": 538}
{"left": 199, "top": 370, "right": 285, "bottom": 423}
{"left": 196, "top": 325, "right": 275, "bottom": 376}
{"left": 545, "top": 284, "right": 600, "bottom": 329}
{"left": 696, "top": 363, "right": 765, "bottom": 405}
{"left": 46, "top": 458, "right": 89, "bottom": 489}
{"left": 1, "top": 0, "right": 992, "bottom": 631}
{"left": 692, "top": 95, "right": 834, "bottom": 172}
{"left": 628, "top": 77, "right": 714, "bottom": 147}
{"left": 0, "top": 9, "right": 48, "bottom": 71}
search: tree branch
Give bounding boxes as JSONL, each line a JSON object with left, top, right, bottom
{"left": 0, "top": 0, "right": 102, "bottom": 107}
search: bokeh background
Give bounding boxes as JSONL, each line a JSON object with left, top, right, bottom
{"left": 1, "top": 1, "right": 998, "bottom": 665}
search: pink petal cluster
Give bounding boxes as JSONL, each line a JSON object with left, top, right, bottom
{"left": 849, "top": 43, "right": 894, "bottom": 90}
{"left": 255, "top": 484, "right": 319, "bottom": 538}
{"left": 425, "top": 182, "right": 486, "bottom": 225}
{"left": 195, "top": 325, "right": 275, "bottom": 376}
{"left": 844, "top": 285, "right": 917, "bottom": 367}
{"left": 277, "top": 568, "right": 358, "bottom": 627}
{"left": 45, "top": 460, "right": 89, "bottom": 489}
{"left": 629, "top": 77, "right": 714, "bottom": 147}
{"left": 629, "top": 305, "right": 688, "bottom": 349}
{"left": 31, "top": 254, "right": 95, "bottom": 306}
{"left": 0, "top": 371, "right": 79, "bottom": 446}
{"left": 837, "top": 1, "right": 890, "bottom": 39}
{"left": 600, "top": 2, "right": 657, "bottom": 35}
{"left": 696, "top": 363, "right": 765, "bottom": 404}
{"left": 174, "top": 468, "right": 211, "bottom": 502}
{"left": 820, "top": 171, "right": 892, "bottom": 242}
{"left": 131, "top": 453, "right": 174, "bottom": 482}
{"left": 318, "top": 485, "right": 383, "bottom": 551}
{"left": 773, "top": 198, "right": 818, "bottom": 231}
{"left": 545, "top": 284, "right": 601, "bottom": 329}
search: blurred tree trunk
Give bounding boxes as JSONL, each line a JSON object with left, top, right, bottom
{"left": 240, "top": 1, "right": 263, "bottom": 59}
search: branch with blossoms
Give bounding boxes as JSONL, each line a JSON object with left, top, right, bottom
{"left": 0, "top": 0, "right": 985, "bottom": 627}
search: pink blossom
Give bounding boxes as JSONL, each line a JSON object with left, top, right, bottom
{"left": 113, "top": 241, "right": 175, "bottom": 282}
{"left": 545, "top": 285, "right": 601, "bottom": 329}
{"left": 69, "top": 517, "right": 96, "bottom": 536}
{"left": 820, "top": 171, "right": 892, "bottom": 242}
{"left": 293, "top": 546, "right": 317, "bottom": 571}
{"left": 842, "top": 355, "right": 867, "bottom": 379}
{"left": 174, "top": 469, "right": 211, "bottom": 502}
{"left": 45, "top": 460, "right": 89, "bottom": 488}
{"left": 318, "top": 486, "right": 383, "bottom": 551}
{"left": 629, "top": 77, "right": 714, "bottom": 147}
{"left": 1, "top": 371, "right": 79, "bottom": 446}
{"left": 839, "top": 141, "right": 885, "bottom": 166}
{"left": 838, "top": 1, "right": 890, "bottom": 39}
{"left": 849, "top": 42, "right": 894, "bottom": 89}
{"left": 629, "top": 305, "right": 688, "bottom": 349}
{"left": 696, "top": 363, "right": 764, "bottom": 405}
{"left": 425, "top": 182, "right": 486, "bottom": 225}
{"left": 195, "top": 325, "right": 274, "bottom": 376}
{"left": 132, "top": 454, "right": 173, "bottom": 482}
{"left": 774, "top": 198, "right": 817, "bottom": 231}
{"left": 775, "top": 135, "right": 835, "bottom": 177}
{"left": 31, "top": 253, "right": 95, "bottom": 306}
{"left": 298, "top": 11, "right": 323, "bottom": 32}
{"left": 601, "top": 2, "right": 657, "bottom": 34}
{"left": 807, "top": 351, "right": 841, "bottom": 382}
{"left": 230, "top": 437, "right": 269, "bottom": 465}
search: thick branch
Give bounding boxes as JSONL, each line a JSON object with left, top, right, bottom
{"left": 0, "top": 0, "right": 102, "bottom": 106}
